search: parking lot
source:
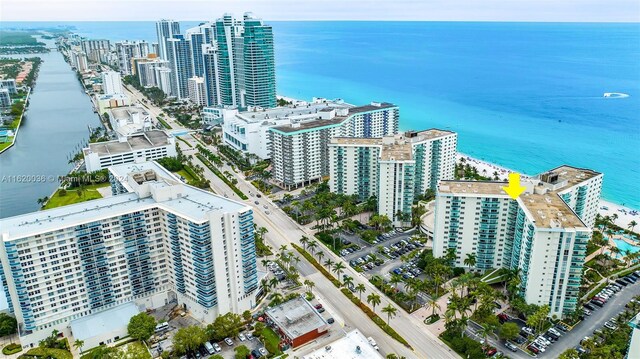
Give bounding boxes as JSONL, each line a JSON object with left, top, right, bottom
{"left": 465, "top": 271, "right": 640, "bottom": 359}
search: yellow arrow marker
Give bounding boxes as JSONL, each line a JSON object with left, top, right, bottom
{"left": 502, "top": 172, "right": 526, "bottom": 199}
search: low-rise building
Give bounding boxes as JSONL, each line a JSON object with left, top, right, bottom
{"left": 201, "top": 107, "right": 223, "bottom": 127}
{"left": 265, "top": 297, "right": 329, "bottom": 348}
{"left": 329, "top": 129, "right": 457, "bottom": 226}
{"left": 303, "top": 330, "right": 383, "bottom": 359}
{"left": 96, "top": 93, "right": 131, "bottom": 114}
{"left": 69, "top": 302, "right": 139, "bottom": 349}
{"left": 108, "top": 105, "right": 152, "bottom": 137}
{"left": 83, "top": 130, "right": 177, "bottom": 172}
{"left": 269, "top": 101, "right": 400, "bottom": 189}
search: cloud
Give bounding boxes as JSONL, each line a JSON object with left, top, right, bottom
{"left": 1, "top": 0, "right": 639, "bottom": 22}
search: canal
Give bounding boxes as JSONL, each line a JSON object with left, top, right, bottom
{"left": 0, "top": 39, "right": 101, "bottom": 219}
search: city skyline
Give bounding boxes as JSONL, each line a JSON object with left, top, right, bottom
{"left": 2, "top": 0, "right": 640, "bottom": 22}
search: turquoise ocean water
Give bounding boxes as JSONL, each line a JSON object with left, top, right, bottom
{"left": 3, "top": 21, "right": 639, "bottom": 208}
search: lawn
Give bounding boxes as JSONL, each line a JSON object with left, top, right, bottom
{"left": 42, "top": 183, "right": 110, "bottom": 210}
{"left": 176, "top": 169, "right": 197, "bottom": 184}
{"left": 261, "top": 327, "right": 282, "bottom": 355}
{"left": 481, "top": 268, "right": 507, "bottom": 284}
{"left": 0, "top": 138, "right": 14, "bottom": 152}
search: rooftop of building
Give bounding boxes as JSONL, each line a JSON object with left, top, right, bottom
{"left": 438, "top": 179, "right": 587, "bottom": 229}
{"left": 84, "top": 130, "right": 171, "bottom": 156}
{"left": 538, "top": 165, "right": 602, "bottom": 190}
{"left": 0, "top": 162, "right": 249, "bottom": 241}
{"left": 70, "top": 302, "right": 139, "bottom": 341}
{"left": 519, "top": 192, "right": 586, "bottom": 229}
{"left": 380, "top": 141, "right": 413, "bottom": 161}
{"left": 97, "top": 93, "right": 128, "bottom": 100}
{"left": 270, "top": 101, "right": 397, "bottom": 134}
{"left": 265, "top": 297, "right": 328, "bottom": 339}
{"left": 303, "top": 330, "right": 384, "bottom": 359}
{"left": 407, "top": 128, "right": 456, "bottom": 141}
{"left": 232, "top": 99, "right": 352, "bottom": 124}
{"left": 109, "top": 105, "right": 148, "bottom": 121}
{"left": 439, "top": 180, "right": 508, "bottom": 196}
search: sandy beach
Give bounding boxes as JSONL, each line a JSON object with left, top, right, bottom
{"left": 457, "top": 153, "right": 639, "bottom": 230}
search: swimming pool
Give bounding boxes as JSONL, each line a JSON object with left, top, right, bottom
{"left": 613, "top": 239, "right": 640, "bottom": 256}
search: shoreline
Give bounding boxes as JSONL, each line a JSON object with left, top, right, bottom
{"left": 457, "top": 153, "right": 639, "bottom": 229}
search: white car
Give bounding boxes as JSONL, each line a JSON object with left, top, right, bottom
{"left": 367, "top": 337, "right": 379, "bottom": 351}
{"left": 548, "top": 328, "right": 562, "bottom": 337}
{"left": 238, "top": 333, "right": 246, "bottom": 341}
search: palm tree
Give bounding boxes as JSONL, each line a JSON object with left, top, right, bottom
{"left": 333, "top": 262, "right": 346, "bottom": 282}
{"left": 367, "top": 293, "right": 381, "bottom": 312}
{"left": 300, "top": 236, "right": 309, "bottom": 251}
{"left": 73, "top": 339, "right": 84, "bottom": 354}
{"left": 381, "top": 304, "right": 397, "bottom": 326}
{"left": 629, "top": 220, "right": 637, "bottom": 234}
{"left": 324, "top": 258, "right": 334, "bottom": 271}
{"left": 463, "top": 253, "right": 477, "bottom": 269}
{"left": 355, "top": 283, "right": 366, "bottom": 301}
{"left": 425, "top": 298, "right": 441, "bottom": 317}
{"left": 268, "top": 277, "right": 278, "bottom": 289}
{"left": 390, "top": 274, "right": 403, "bottom": 292}
{"left": 271, "top": 292, "right": 283, "bottom": 305}
{"left": 307, "top": 241, "right": 318, "bottom": 255}
{"left": 316, "top": 250, "right": 325, "bottom": 263}
{"left": 478, "top": 323, "right": 497, "bottom": 343}
{"left": 343, "top": 276, "right": 354, "bottom": 288}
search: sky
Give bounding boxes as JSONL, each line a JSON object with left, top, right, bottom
{"left": 1, "top": 0, "right": 639, "bottom": 22}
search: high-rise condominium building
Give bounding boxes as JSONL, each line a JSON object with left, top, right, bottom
{"left": 204, "top": 13, "right": 276, "bottom": 108}
{"left": 165, "top": 35, "right": 193, "bottom": 99}
{"left": 432, "top": 166, "right": 602, "bottom": 317}
{"left": 81, "top": 39, "right": 110, "bottom": 63}
{"left": 115, "top": 41, "right": 150, "bottom": 75}
{"left": 101, "top": 71, "right": 123, "bottom": 95}
{"left": 155, "top": 19, "right": 181, "bottom": 60}
{"left": 269, "top": 102, "right": 399, "bottom": 189}
{"left": 188, "top": 76, "right": 207, "bottom": 106}
{"left": 329, "top": 129, "right": 457, "bottom": 225}
{"left": 0, "top": 161, "right": 259, "bottom": 347}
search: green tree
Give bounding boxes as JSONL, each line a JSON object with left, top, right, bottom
{"left": 333, "top": 262, "right": 346, "bottom": 282}
{"left": 73, "top": 339, "right": 85, "bottom": 353}
{"left": 173, "top": 326, "right": 207, "bottom": 355}
{"left": 367, "top": 293, "right": 381, "bottom": 313}
{"left": 127, "top": 313, "right": 157, "bottom": 342}
{"left": 0, "top": 313, "right": 18, "bottom": 337}
{"left": 558, "top": 348, "right": 580, "bottom": 359}
{"left": 242, "top": 310, "right": 252, "bottom": 322}
{"left": 381, "top": 303, "right": 398, "bottom": 326}
{"left": 463, "top": 253, "right": 477, "bottom": 269}
{"left": 498, "top": 322, "right": 519, "bottom": 341}
{"left": 206, "top": 313, "right": 242, "bottom": 341}
{"left": 355, "top": 283, "right": 366, "bottom": 301}
{"left": 234, "top": 345, "right": 251, "bottom": 359}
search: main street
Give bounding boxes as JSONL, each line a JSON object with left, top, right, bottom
{"left": 178, "top": 136, "right": 459, "bottom": 359}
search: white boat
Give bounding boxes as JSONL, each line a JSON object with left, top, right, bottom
{"left": 603, "top": 92, "right": 629, "bottom": 98}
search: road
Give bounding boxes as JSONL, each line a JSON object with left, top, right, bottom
{"left": 179, "top": 136, "right": 459, "bottom": 359}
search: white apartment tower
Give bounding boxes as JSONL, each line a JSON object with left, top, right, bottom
{"left": 269, "top": 102, "right": 400, "bottom": 189}
{"left": 0, "top": 162, "right": 259, "bottom": 348}
{"left": 432, "top": 166, "right": 602, "bottom": 317}
{"left": 187, "top": 76, "right": 207, "bottom": 106}
{"left": 329, "top": 129, "right": 457, "bottom": 226}
{"left": 101, "top": 71, "right": 123, "bottom": 95}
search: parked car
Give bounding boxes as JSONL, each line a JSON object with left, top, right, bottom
{"left": 317, "top": 307, "right": 326, "bottom": 313}
{"left": 327, "top": 318, "right": 335, "bottom": 324}
{"left": 239, "top": 333, "right": 246, "bottom": 341}
{"left": 584, "top": 308, "right": 592, "bottom": 316}
{"left": 224, "top": 338, "right": 234, "bottom": 346}
{"left": 555, "top": 323, "right": 569, "bottom": 332}
{"left": 213, "top": 343, "right": 221, "bottom": 352}
{"left": 615, "top": 279, "right": 628, "bottom": 286}
{"left": 514, "top": 336, "right": 527, "bottom": 344}
{"left": 591, "top": 300, "right": 605, "bottom": 307}
{"left": 604, "top": 321, "right": 618, "bottom": 330}
{"left": 314, "top": 304, "right": 323, "bottom": 309}
{"left": 527, "top": 344, "right": 540, "bottom": 354}
{"left": 584, "top": 303, "right": 596, "bottom": 311}
{"left": 505, "top": 341, "right": 518, "bottom": 352}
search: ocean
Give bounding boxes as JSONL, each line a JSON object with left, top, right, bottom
{"left": 3, "top": 21, "right": 639, "bottom": 208}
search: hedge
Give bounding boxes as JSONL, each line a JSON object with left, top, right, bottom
{"left": 293, "top": 244, "right": 411, "bottom": 348}
{"left": 196, "top": 153, "right": 248, "bottom": 200}
{"left": 22, "top": 347, "right": 73, "bottom": 359}
{"left": 3, "top": 343, "right": 22, "bottom": 355}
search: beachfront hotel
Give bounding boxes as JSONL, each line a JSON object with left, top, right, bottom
{"left": 432, "top": 166, "right": 602, "bottom": 317}
{"left": 329, "top": 129, "right": 457, "bottom": 226}
{"left": 221, "top": 98, "right": 352, "bottom": 159}
{"left": 0, "top": 161, "right": 259, "bottom": 347}
{"left": 269, "top": 102, "right": 400, "bottom": 189}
